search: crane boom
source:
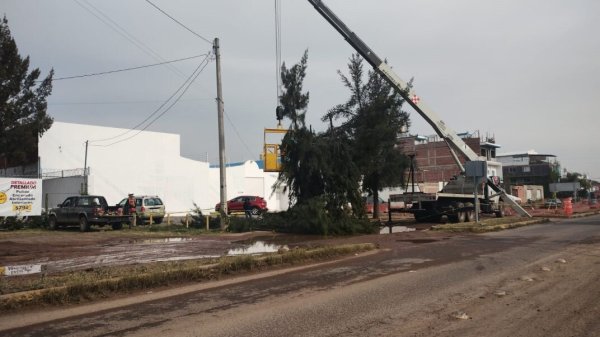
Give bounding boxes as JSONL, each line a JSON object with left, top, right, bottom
{"left": 307, "top": 0, "right": 479, "bottom": 168}
{"left": 308, "top": 0, "right": 531, "bottom": 217}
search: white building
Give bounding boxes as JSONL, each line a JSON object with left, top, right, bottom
{"left": 39, "top": 122, "right": 288, "bottom": 213}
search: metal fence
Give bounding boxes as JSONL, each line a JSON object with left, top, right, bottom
{"left": 41, "top": 168, "right": 87, "bottom": 179}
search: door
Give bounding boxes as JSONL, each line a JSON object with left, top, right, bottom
{"left": 57, "top": 197, "right": 76, "bottom": 224}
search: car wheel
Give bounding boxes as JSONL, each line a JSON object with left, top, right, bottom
{"left": 251, "top": 207, "right": 261, "bottom": 216}
{"left": 79, "top": 216, "right": 90, "bottom": 232}
{"left": 48, "top": 216, "right": 58, "bottom": 230}
{"left": 154, "top": 217, "right": 164, "bottom": 224}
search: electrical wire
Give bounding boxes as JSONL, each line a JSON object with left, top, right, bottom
{"left": 145, "top": 0, "right": 213, "bottom": 45}
{"left": 74, "top": 0, "right": 186, "bottom": 78}
{"left": 48, "top": 97, "right": 212, "bottom": 106}
{"left": 50, "top": 54, "right": 207, "bottom": 81}
{"left": 91, "top": 58, "right": 210, "bottom": 147}
{"left": 223, "top": 109, "right": 255, "bottom": 158}
{"left": 89, "top": 53, "right": 211, "bottom": 146}
{"left": 274, "top": 0, "right": 282, "bottom": 105}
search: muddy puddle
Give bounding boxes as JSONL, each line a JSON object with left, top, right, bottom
{"left": 129, "top": 237, "right": 195, "bottom": 244}
{"left": 31, "top": 238, "right": 293, "bottom": 274}
{"left": 227, "top": 241, "right": 288, "bottom": 256}
{"left": 380, "top": 226, "right": 416, "bottom": 234}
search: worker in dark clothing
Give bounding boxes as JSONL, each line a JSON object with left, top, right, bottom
{"left": 243, "top": 198, "right": 252, "bottom": 219}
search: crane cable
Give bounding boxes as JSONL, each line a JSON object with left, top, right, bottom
{"left": 274, "top": 0, "right": 283, "bottom": 124}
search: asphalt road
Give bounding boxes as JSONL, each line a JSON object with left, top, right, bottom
{"left": 2, "top": 215, "right": 600, "bottom": 337}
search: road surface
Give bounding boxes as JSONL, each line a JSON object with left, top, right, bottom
{"left": 2, "top": 215, "right": 600, "bottom": 336}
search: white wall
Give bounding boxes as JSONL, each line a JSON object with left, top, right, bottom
{"left": 40, "top": 122, "right": 288, "bottom": 214}
{"left": 42, "top": 176, "right": 85, "bottom": 209}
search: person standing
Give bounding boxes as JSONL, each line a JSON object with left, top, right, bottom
{"left": 243, "top": 197, "right": 252, "bottom": 219}
{"left": 124, "top": 194, "right": 137, "bottom": 227}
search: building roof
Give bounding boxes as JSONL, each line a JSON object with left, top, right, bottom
{"left": 497, "top": 150, "right": 556, "bottom": 158}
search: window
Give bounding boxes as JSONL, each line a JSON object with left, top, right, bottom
{"left": 77, "top": 198, "right": 90, "bottom": 206}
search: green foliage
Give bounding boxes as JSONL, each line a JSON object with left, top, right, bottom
{"left": 0, "top": 16, "right": 54, "bottom": 167}
{"left": 0, "top": 216, "right": 46, "bottom": 230}
{"left": 325, "top": 54, "right": 412, "bottom": 218}
{"left": 281, "top": 197, "right": 375, "bottom": 235}
{"left": 279, "top": 50, "right": 309, "bottom": 129}
{"left": 275, "top": 51, "right": 364, "bottom": 220}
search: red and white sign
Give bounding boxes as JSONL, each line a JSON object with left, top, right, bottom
{"left": 0, "top": 178, "right": 42, "bottom": 216}
{"left": 411, "top": 94, "right": 420, "bottom": 104}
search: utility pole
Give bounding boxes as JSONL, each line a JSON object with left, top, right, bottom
{"left": 83, "top": 140, "right": 89, "bottom": 195}
{"left": 214, "top": 38, "right": 228, "bottom": 229}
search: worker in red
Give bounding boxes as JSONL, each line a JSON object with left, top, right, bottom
{"left": 123, "top": 194, "right": 137, "bottom": 227}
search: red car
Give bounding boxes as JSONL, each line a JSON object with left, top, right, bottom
{"left": 215, "top": 196, "right": 268, "bottom": 215}
{"left": 364, "top": 196, "right": 388, "bottom": 214}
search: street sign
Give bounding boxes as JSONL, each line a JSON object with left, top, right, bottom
{"left": 0, "top": 264, "right": 43, "bottom": 276}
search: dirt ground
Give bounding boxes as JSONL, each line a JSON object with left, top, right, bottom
{"left": 1, "top": 215, "right": 599, "bottom": 336}
{"left": 0, "top": 217, "right": 452, "bottom": 277}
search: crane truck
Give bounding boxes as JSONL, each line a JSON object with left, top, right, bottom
{"left": 307, "top": 0, "right": 531, "bottom": 223}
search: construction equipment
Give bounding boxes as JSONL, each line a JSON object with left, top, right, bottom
{"left": 262, "top": 0, "right": 287, "bottom": 172}
{"left": 308, "top": 0, "right": 531, "bottom": 222}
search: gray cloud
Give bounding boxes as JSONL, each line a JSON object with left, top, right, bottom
{"left": 3, "top": 0, "right": 599, "bottom": 179}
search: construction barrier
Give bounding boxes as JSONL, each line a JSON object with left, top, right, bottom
{"left": 563, "top": 197, "right": 573, "bottom": 217}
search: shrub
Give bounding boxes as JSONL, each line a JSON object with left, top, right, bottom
{"left": 0, "top": 215, "right": 46, "bottom": 230}
{"left": 228, "top": 197, "right": 377, "bottom": 235}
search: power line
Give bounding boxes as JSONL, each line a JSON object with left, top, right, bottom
{"left": 48, "top": 97, "right": 212, "bottom": 106}
{"left": 89, "top": 54, "right": 212, "bottom": 146}
{"left": 145, "top": 0, "right": 213, "bottom": 45}
{"left": 223, "top": 109, "right": 255, "bottom": 159}
{"left": 74, "top": 0, "right": 186, "bottom": 78}
{"left": 50, "top": 54, "right": 207, "bottom": 81}
{"left": 91, "top": 58, "right": 210, "bottom": 147}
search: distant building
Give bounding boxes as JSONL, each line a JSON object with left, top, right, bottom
{"left": 398, "top": 131, "right": 501, "bottom": 193}
{"left": 496, "top": 150, "right": 560, "bottom": 198}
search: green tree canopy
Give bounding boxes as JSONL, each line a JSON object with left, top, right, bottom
{"left": 325, "top": 53, "right": 411, "bottom": 218}
{"left": 0, "top": 16, "right": 53, "bottom": 170}
{"left": 278, "top": 50, "right": 309, "bottom": 130}
{"left": 275, "top": 51, "right": 365, "bottom": 233}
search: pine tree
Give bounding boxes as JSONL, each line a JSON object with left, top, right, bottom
{"left": 0, "top": 16, "right": 54, "bottom": 172}
{"left": 278, "top": 50, "right": 309, "bottom": 130}
{"left": 325, "top": 53, "right": 411, "bottom": 219}
{"left": 275, "top": 51, "right": 363, "bottom": 220}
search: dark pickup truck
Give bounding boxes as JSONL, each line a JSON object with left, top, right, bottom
{"left": 48, "top": 195, "right": 131, "bottom": 231}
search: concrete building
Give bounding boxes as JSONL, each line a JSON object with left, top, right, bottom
{"left": 39, "top": 122, "right": 288, "bottom": 214}
{"left": 496, "top": 150, "right": 560, "bottom": 198}
{"left": 398, "top": 132, "right": 502, "bottom": 193}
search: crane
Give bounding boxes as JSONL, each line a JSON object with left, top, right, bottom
{"left": 307, "top": 0, "right": 531, "bottom": 220}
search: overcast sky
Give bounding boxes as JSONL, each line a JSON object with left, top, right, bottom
{"left": 3, "top": 0, "right": 599, "bottom": 179}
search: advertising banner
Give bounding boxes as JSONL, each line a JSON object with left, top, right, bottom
{"left": 0, "top": 178, "right": 43, "bottom": 216}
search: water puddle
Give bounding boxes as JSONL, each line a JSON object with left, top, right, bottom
{"left": 396, "top": 239, "right": 438, "bottom": 244}
{"left": 379, "top": 226, "right": 416, "bottom": 234}
{"left": 227, "top": 241, "right": 288, "bottom": 256}
{"left": 130, "top": 237, "right": 194, "bottom": 244}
